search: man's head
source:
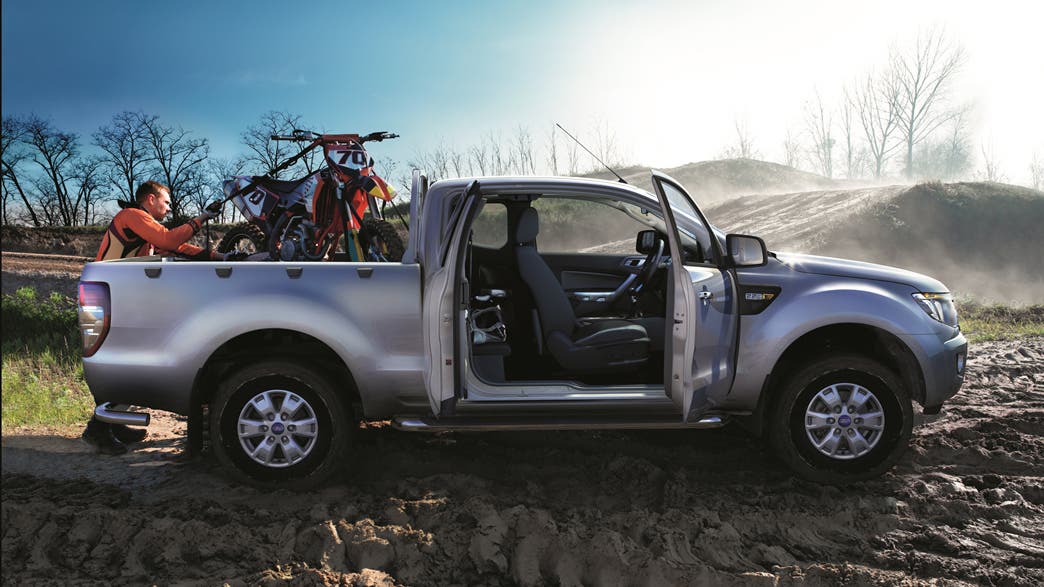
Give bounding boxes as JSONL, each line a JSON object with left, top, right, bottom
{"left": 135, "top": 181, "right": 171, "bottom": 221}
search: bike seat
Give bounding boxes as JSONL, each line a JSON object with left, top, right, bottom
{"left": 253, "top": 176, "right": 312, "bottom": 196}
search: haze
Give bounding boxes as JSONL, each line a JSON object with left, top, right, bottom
{"left": 2, "top": 0, "right": 1042, "bottom": 184}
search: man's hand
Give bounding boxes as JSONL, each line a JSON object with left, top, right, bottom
{"left": 200, "top": 201, "right": 223, "bottom": 221}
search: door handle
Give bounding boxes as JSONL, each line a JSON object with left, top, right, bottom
{"left": 698, "top": 291, "right": 713, "bottom": 300}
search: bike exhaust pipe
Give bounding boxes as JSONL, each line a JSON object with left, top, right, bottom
{"left": 94, "top": 403, "right": 150, "bottom": 426}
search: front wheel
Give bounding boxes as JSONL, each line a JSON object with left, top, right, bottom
{"left": 210, "top": 361, "right": 350, "bottom": 489}
{"left": 217, "top": 223, "right": 267, "bottom": 255}
{"left": 357, "top": 218, "right": 405, "bottom": 262}
{"left": 768, "top": 355, "right": 912, "bottom": 484}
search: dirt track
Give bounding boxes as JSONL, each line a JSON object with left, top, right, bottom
{"left": 1, "top": 251, "right": 87, "bottom": 298}
{"left": 2, "top": 334, "right": 1042, "bottom": 585}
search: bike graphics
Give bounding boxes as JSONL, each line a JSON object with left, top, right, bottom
{"left": 216, "top": 130, "right": 405, "bottom": 262}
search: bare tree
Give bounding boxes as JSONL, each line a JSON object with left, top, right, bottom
{"left": 23, "top": 115, "right": 81, "bottom": 226}
{"left": 93, "top": 111, "right": 152, "bottom": 205}
{"left": 240, "top": 111, "right": 318, "bottom": 177}
{"left": 546, "top": 124, "right": 559, "bottom": 175}
{"left": 448, "top": 146, "right": 469, "bottom": 178}
{"left": 1, "top": 116, "right": 40, "bottom": 226}
{"left": 723, "top": 117, "right": 757, "bottom": 159}
{"left": 30, "top": 175, "right": 63, "bottom": 226}
{"left": 70, "top": 155, "right": 107, "bottom": 225}
{"left": 565, "top": 137, "right": 581, "bottom": 176}
{"left": 206, "top": 157, "right": 246, "bottom": 223}
{"left": 593, "top": 119, "right": 623, "bottom": 169}
{"left": 488, "top": 131, "right": 506, "bottom": 175}
{"left": 512, "top": 126, "right": 536, "bottom": 175}
{"left": 469, "top": 139, "right": 489, "bottom": 175}
{"left": 0, "top": 179, "right": 10, "bottom": 226}
{"left": 854, "top": 69, "right": 903, "bottom": 178}
{"left": 804, "top": 91, "right": 834, "bottom": 178}
{"left": 142, "top": 116, "right": 210, "bottom": 222}
{"left": 941, "top": 106, "right": 972, "bottom": 179}
{"left": 978, "top": 142, "right": 1005, "bottom": 183}
{"left": 839, "top": 87, "right": 861, "bottom": 179}
{"left": 781, "top": 128, "right": 801, "bottom": 169}
{"left": 892, "top": 28, "right": 965, "bottom": 178}
{"left": 409, "top": 142, "right": 451, "bottom": 182}
{"left": 181, "top": 165, "right": 215, "bottom": 220}
{"left": 1031, "top": 152, "right": 1043, "bottom": 191}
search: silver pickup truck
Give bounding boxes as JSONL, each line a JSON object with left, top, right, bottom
{"left": 78, "top": 171, "right": 967, "bottom": 488}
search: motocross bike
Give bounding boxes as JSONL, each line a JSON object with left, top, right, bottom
{"left": 214, "top": 130, "right": 405, "bottom": 262}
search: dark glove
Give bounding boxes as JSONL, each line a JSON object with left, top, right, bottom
{"left": 202, "top": 201, "right": 223, "bottom": 220}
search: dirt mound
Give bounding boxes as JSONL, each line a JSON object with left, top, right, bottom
{"left": 582, "top": 158, "right": 845, "bottom": 203}
{"left": 1, "top": 225, "right": 237, "bottom": 258}
{"left": 822, "top": 182, "right": 1044, "bottom": 303}
{"left": 708, "top": 181, "right": 1044, "bottom": 304}
{"left": 1, "top": 226, "right": 106, "bottom": 257}
{"left": 3, "top": 338, "right": 1042, "bottom": 585}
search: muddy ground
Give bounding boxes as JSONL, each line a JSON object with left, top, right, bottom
{"left": 2, "top": 255, "right": 1043, "bottom": 586}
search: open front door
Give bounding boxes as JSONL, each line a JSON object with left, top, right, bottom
{"left": 402, "top": 169, "right": 428, "bottom": 264}
{"left": 651, "top": 171, "right": 739, "bottom": 421}
{"left": 422, "top": 180, "right": 483, "bottom": 415}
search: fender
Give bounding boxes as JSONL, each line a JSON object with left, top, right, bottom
{"left": 725, "top": 273, "right": 940, "bottom": 409}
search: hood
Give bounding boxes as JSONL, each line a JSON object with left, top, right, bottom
{"left": 775, "top": 252, "right": 948, "bottom": 292}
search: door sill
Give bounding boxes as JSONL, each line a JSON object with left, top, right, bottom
{"left": 392, "top": 413, "right": 726, "bottom": 432}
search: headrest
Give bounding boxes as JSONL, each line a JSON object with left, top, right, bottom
{"left": 517, "top": 207, "right": 539, "bottom": 243}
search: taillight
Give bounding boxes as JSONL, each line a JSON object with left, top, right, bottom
{"left": 78, "top": 282, "right": 110, "bottom": 357}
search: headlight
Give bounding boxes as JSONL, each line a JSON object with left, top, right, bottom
{"left": 912, "top": 292, "right": 958, "bottom": 328}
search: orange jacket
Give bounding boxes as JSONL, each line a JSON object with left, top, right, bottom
{"left": 95, "top": 208, "right": 217, "bottom": 261}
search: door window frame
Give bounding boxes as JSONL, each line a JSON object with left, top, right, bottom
{"left": 652, "top": 175, "right": 724, "bottom": 269}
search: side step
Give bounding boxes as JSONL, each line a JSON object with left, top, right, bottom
{"left": 392, "top": 414, "right": 726, "bottom": 432}
{"left": 94, "top": 403, "right": 150, "bottom": 426}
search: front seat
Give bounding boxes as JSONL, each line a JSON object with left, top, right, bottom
{"left": 515, "top": 207, "right": 650, "bottom": 373}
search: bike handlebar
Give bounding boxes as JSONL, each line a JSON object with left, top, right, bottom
{"left": 269, "top": 130, "right": 398, "bottom": 143}
{"left": 360, "top": 131, "right": 400, "bottom": 143}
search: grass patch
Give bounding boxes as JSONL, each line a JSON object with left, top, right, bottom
{"left": 957, "top": 300, "right": 1044, "bottom": 343}
{"left": 1, "top": 287, "right": 92, "bottom": 431}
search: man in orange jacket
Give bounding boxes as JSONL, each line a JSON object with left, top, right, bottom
{"left": 95, "top": 180, "right": 226, "bottom": 261}
{"left": 84, "top": 180, "right": 231, "bottom": 454}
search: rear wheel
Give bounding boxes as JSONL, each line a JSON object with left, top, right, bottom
{"left": 768, "top": 354, "right": 912, "bottom": 484}
{"left": 217, "top": 223, "right": 267, "bottom": 255}
{"left": 210, "top": 361, "right": 350, "bottom": 489}
{"left": 358, "top": 218, "right": 405, "bottom": 262}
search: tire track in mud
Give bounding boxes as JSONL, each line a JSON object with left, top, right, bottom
{"left": 2, "top": 339, "right": 1042, "bottom": 586}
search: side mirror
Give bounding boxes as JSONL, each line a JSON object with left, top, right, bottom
{"left": 636, "top": 230, "right": 658, "bottom": 254}
{"left": 726, "top": 234, "right": 767, "bottom": 267}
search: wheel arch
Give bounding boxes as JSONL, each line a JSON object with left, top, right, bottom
{"left": 187, "top": 328, "right": 362, "bottom": 454}
{"left": 748, "top": 323, "right": 924, "bottom": 437}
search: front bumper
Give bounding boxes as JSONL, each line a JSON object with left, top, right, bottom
{"left": 914, "top": 330, "right": 968, "bottom": 414}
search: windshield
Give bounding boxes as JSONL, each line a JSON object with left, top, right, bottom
{"left": 608, "top": 191, "right": 720, "bottom": 264}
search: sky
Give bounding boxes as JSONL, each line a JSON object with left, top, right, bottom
{"left": 3, "top": 0, "right": 1043, "bottom": 185}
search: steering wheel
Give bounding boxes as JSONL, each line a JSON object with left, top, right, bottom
{"left": 630, "top": 236, "right": 665, "bottom": 295}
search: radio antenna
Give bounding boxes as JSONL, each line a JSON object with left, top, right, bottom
{"left": 555, "top": 123, "right": 627, "bottom": 184}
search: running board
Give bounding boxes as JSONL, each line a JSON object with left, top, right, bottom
{"left": 94, "top": 403, "right": 150, "bottom": 426}
{"left": 392, "top": 414, "right": 726, "bottom": 432}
